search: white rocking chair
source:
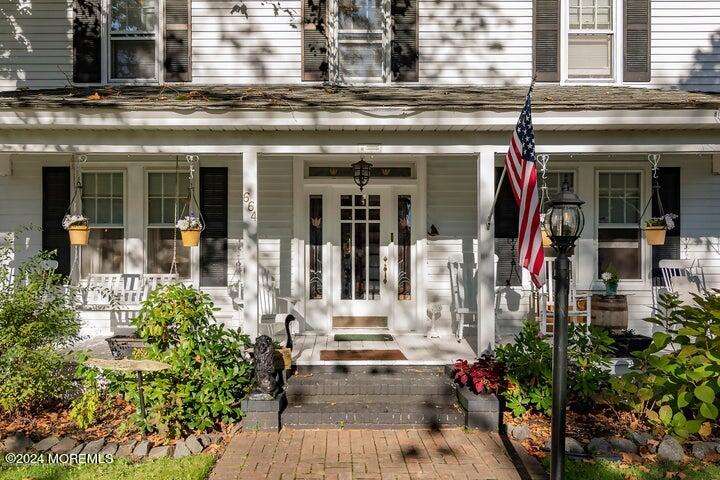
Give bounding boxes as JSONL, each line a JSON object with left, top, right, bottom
{"left": 258, "top": 268, "right": 299, "bottom": 340}
{"left": 659, "top": 259, "right": 707, "bottom": 305}
{"left": 539, "top": 257, "right": 591, "bottom": 333}
{"left": 448, "top": 260, "right": 477, "bottom": 342}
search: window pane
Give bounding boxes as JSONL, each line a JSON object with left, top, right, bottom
{"left": 398, "top": 195, "right": 411, "bottom": 300}
{"left": 83, "top": 198, "right": 96, "bottom": 224}
{"left": 598, "top": 228, "right": 641, "bottom": 279}
{"left": 368, "top": 222, "right": 380, "bottom": 300}
{"left": 112, "top": 198, "right": 124, "bottom": 224}
{"left": 148, "top": 173, "right": 163, "bottom": 196}
{"left": 339, "top": 43, "right": 383, "bottom": 79}
{"left": 568, "top": 33, "right": 612, "bottom": 78}
{"left": 111, "top": 40, "right": 156, "bottom": 79}
{"left": 341, "top": 223, "right": 352, "bottom": 300}
{"left": 111, "top": 0, "right": 156, "bottom": 32}
{"left": 148, "top": 198, "right": 163, "bottom": 224}
{"left": 309, "top": 195, "right": 323, "bottom": 300}
{"left": 112, "top": 173, "right": 123, "bottom": 197}
{"left": 355, "top": 222, "right": 366, "bottom": 299}
{"left": 338, "top": 0, "right": 382, "bottom": 30}
{"left": 146, "top": 228, "right": 190, "bottom": 278}
{"left": 97, "top": 174, "right": 111, "bottom": 196}
{"left": 83, "top": 173, "right": 96, "bottom": 195}
{"left": 163, "top": 198, "right": 176, "bottom": 224}
{"left": 96, "top": 198, "right": 112, "bottom": 224}
{"left": 81, "top": 228, "right": 124, "bottom": 276}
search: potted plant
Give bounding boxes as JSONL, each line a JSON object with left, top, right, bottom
{"left": 452, "top": 356, "right": 503, "bottom": 430}
{"left": 176, "top": 214, "right": 202, "bottom": 247}
{"left": 643, "top": 213, "right": 678, "bottom": 246}
{"left": 62, "top": 213, "right": 90, "bottom": 246}
{"left": 601, "top": 268, "right": 619, "bottom": 296}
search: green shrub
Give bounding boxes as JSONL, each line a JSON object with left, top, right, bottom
{"left": 497, "top": 320, "right": 614, "bottom": 416}
{"left": 0, "top": 229, "right": 81, "bottom": 412}
{"left": 610, "top": 291, "right": 720, "bottom": 439}
{"left": 108, "top": 284, "right": 254, "bottom": 437}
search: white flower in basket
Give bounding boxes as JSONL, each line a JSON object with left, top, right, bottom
{"left": 62, "top": 213, "right": 89, "bottom": 230}
{"left": 176, "top": 215, "right": 202, "bottom": 231}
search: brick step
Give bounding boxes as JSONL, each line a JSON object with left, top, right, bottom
{"left": 285, "top": 393, "right": 457, "bottom": 405}
{"left": 292, "top": 365, "right": 447, "bottom": 375}
{"left": 282, "top": 402, "right": 465, "bottom": 429}
{"left": 286, "top": 377, "right": 455, "bottom": 397}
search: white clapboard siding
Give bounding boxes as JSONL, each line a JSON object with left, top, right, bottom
{"left": 258, "top": 156, "right": 294, "bottom": 297}
{"left": 0, "top": 157, "right": 45, "bottom": 259}
{"left": 651, "top": 0, "right": 720, "bottom": 92}
{"left": 0, "top": 0, "right": 73, "bottom": 90}
{"left": 191, "top": 0, "right": 302, "bottom": 84}
{"left": 425, "top": 156, "right": 478, "bottom": 333}
{"left": 418, "top": 0, "right": 533, "bottom": 85}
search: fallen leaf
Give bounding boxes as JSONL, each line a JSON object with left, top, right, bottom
{"left": 87, "top": 92, "right": 104, "bottom": 101}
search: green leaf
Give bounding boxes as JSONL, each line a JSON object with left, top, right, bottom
{"left": 652, "top": 331, "right": 671, "bottom": 349}
{"left": 677, "top": 391, "right": 693, "bottom": 409}
{"left": 699, "top": 402, "right": 719, "bottom": 420}
{"left": 659, "top": 404, "right": 673, "bottom": 425}
{"left": 694, "top": 384, "right": 716, "bottom": 404}
{"left": 637, "top": 387, "right": 653, "bottom": 402}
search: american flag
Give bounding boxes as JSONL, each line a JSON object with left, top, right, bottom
{"left": 504, "top": 93, "right": 545, "bottom": 288}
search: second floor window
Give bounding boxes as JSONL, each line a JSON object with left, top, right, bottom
{"left": 338, "top": 0, "right": 385, "bottom": 81}
{"left": 567, "top": 0, "right": 614, "bottom": 79}
{"left": 110, "top": 0, "right": 158, "bottom": 80}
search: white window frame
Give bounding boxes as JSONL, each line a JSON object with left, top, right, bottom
{"left": 79, "top": 169, "right": 127, "bottom": 277}
{"left": 144, "top": 169, "right": 198, "bottom": 282}
{"left": 104, "top": 0, "right": 163, "bottom": 84}
{"left": 593, "top": 168, "right": 648, "bottom": 287}
{"left": 561, "top": 0, "right": 623, "bottom": 84}
{"left": 330, "top": 0, "right": 392, "bottom": 84}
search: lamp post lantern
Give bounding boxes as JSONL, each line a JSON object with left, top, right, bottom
{"left": 352, "top": 157, "right": 372, "bottom": 191}
{"left": 543, "top": 179, "right": 585, "bottom": 480}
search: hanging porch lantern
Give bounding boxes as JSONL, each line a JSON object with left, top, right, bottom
{"left": 352, "top": 157, "right": 372, "bottom": 191}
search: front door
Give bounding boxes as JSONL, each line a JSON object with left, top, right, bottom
{"left": 331, "top": 189, "right": 392, "bottom": 328}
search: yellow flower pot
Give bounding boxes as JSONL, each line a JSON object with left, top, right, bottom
{"left": 644, "top": 226, "right": 667, "bottom": 246}
{"left": 180, "top": 228, "right": 201, "bottom": 247}
{"left": 67, "top": 225, "right": 90, "bottom": 246}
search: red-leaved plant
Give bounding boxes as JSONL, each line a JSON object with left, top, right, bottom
{"left": 453, "top": 355, "right": 504, "bottom": 395}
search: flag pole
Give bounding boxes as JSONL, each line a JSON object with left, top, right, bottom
{"left": 484, "top": 74, "right": 538, "bottom": 231}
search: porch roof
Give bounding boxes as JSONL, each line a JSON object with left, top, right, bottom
{"left": 1, "top": 85, "right": 719, "bottom": 112}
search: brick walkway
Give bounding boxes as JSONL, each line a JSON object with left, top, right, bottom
{"left": 210, "top": 429, "right": 524, "bottom": 480}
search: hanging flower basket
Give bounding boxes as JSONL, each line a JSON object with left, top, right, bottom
{"left": 642, "top": 213, "right": 677, "bottom": 246}
{"left": 177, "top": 215, "right": 203, "bottom": 247}
{"left": 62, "top": 214, "right": 90, "bottom": 246}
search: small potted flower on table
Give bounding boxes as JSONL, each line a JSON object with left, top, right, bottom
{"left": 601, "top": 268, "right": 619, "bottom": 296}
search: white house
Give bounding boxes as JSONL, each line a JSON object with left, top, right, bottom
{"left": 0, "top": 0, "right": 719, "bottom": 361}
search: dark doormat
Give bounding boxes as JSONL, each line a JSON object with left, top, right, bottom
{"left": 319, "top": 349, "right": 407, "bottom": 361}
{"left": 333, "top": 333, "right": 394, "bottom": 342}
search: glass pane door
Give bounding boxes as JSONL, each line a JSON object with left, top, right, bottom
{"left": 340, "top": 194, "right": 381, "bottom": 300}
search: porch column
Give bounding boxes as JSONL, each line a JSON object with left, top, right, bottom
{"left": 242, "top": 148, "right": 259, "bottom": 338}
{"left": 476, "top": 150, "right": 496, "bottom": 354}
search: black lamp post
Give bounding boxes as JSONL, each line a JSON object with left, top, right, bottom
{"left": 352, "top": 157, "right": 372, "bottom": 191}
{"left": 543, "top": 180, "right": 585, "bottom": 480}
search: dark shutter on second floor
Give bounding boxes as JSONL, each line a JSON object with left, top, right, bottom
{"left": 200, "top": 167, "right": 228, "bottom": 287}
{"left": 73, "top": 0, "right": 101, "bottom": 83}
{"left": 624, "top": 0, "right": 651, "bottom": 82}
{"left": 42, "top": 167, "right": 71, "bottom": 276}
{"left": 533, "top": 0, "right": 560, "bottom": 82}
{"left": 164, "top": 0, "right": 192, "bottom": 82}
{"left": 302, "top": 0, "right": 329, "bottom": 81}
{"left": 391, "top": 0, "right": 419, "bottom": 82}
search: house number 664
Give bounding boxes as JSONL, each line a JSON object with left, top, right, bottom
{"left": 243, "top": 192, "right": 257, "bottom": 220}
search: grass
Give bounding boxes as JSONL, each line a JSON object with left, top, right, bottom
{"left": 0, "top": 453, "right": 216, "bottom": 480}
{"left": 563, "top": 459, "right": 720, "bottom": 480}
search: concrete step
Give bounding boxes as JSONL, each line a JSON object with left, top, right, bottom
{"left": 282, "top": 401, "right": 465, "bottom": 429}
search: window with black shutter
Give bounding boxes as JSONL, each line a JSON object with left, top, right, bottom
{"left": 165, "top": 0, "right": 192, "bottom": 82}
{"left": 302, "top": 0, "right": 329, "bottom": 81}
{"left": 199, "top": 168, "right": 228, "bottom": 287}
{"left": 624, "top": 0, "right": 651, "bottom": 82}
{"left": 391, "top": 0, "right": 418, "bottom": 82}
{"left": 494, "top": 167, "right": 521, "bottom": 287}
{"left": 533, "top": 0, "right": 560, "bottom": 82}
{"left": 42, "top": 168, "right": 71, "bottom": 276}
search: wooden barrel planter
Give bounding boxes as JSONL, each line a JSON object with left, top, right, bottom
{"left": 591, "top": 294, "right": 628, "bottom": 331}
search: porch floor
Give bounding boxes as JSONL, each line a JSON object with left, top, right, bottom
{"left": 292, "top": 334, "right": 476, "bottom": 366}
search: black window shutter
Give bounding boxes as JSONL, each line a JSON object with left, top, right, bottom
{"left": 494, "top": 167, "right": 521, "bottom": 287}
{"left": 391, "top": 0, "right": 419, "bottom": 82}
{"left": 533, "top": 0, "right": 560, "bottom": 82}
{"left": 624, "top": 0, "right": 651, "bottom": 82}
{"left": 200, "top": 168, "right": 228, "bottom": 287}
{"left": 651, "top": 167, "right": 680, "bottom": 280}
{"left": 42, "top": 167, "right": 71, "bottom": 276}
{"left": 302, "top": 0, "right": 328, "bottom": 81}
{"left": 165, "top": 0, "right": 192, "bottom": 82}
{"left": 73, "top": 0, "right": 101, "bottom": 83}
